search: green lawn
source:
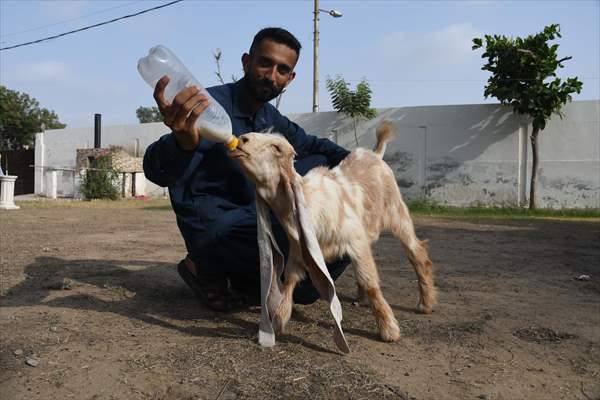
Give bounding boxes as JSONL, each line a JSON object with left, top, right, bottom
{"left": 15, "top": 197, "right": 172, "bottom": 210}
{"left": 14, "top": 197, "right": 599, "bottom": 220}
{"left": 408, "top": 200, "right": 600, "bottom": 220}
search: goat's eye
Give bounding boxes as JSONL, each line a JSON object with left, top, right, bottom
{"left": 271, "top": 144, "right": 281, "bottom": 153}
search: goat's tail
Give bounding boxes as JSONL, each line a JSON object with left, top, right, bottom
{"left": 373, "top": 121, "right": 395, "bottom": 158}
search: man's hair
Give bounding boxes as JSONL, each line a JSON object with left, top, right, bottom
{"left": 249, "top": 27, "right": 302, "bottom": 57}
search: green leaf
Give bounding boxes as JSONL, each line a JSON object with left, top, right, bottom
{"left": 136, "top": 106, "right": 163, "bottom": 123}
{"left": 0, "top": 85, "right": 66, "bottom": 150}
{"left": 472, "top": 23, "right": 582, "bottom": 132}
{"left": 325, "top": 75, "right": 377, "bottom": 123}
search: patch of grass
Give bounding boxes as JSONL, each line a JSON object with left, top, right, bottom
{"left": 143, "top": 202, "right": 173, "bottom": 211}
{"left": 408, "top": 200, "right": 600, "bottom": 220}
{"left": 16, "top": 197, "right": 597, "bottom": 219}
{"left": 16, "top": 197, "right": 172, "bottom": 210}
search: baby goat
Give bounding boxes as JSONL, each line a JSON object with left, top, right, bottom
{"left": 229, "top": 122, "right": 436, "bottom": 342}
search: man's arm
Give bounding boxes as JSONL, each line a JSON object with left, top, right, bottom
{"left": 143, "top": 75, "right": 213, "bottom": 187}
{"left": 274, "top": 112, "right": 350, "bottom": 167}
{"left": 143, "top": 133, "right": 200, "bottom": 187}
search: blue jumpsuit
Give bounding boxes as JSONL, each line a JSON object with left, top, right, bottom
{"left": 143, "top": 78, "right": 351, "bottom": 303}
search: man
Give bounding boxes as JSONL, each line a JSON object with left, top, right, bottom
{"left": 143, "top": 27, "right": 350, "bottom": 311}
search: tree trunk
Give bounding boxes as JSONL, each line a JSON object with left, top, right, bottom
{"left": 353, "top": 118, "right": 358, "bottom": 147}
{"left": 529, "top": 127, "right": 540, "bottom": 210}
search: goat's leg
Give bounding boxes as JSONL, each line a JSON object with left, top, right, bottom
{"left": 390, "top": 203, "right": 437, "bottom": 314}
{"left": 273, "top": 256, "right": 304, "bottom": 334}
{"left": 350, "top": 243, "right": 400, "bottom": 342}
{"left": 354, "top": 284, "right": 370, "bottom": 306}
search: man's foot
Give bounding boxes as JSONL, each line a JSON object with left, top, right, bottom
{"left": 177, "top": 258, "right": 246, "bottom": 312}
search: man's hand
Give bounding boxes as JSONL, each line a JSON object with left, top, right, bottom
{"left": 153, "top": 75, "right": 210, "bottom": 151}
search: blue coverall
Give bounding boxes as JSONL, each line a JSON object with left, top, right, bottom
{"left": 143, "top": 78, "right": 351, "bottom": 303}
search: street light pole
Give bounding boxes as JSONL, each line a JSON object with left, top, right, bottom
{"left": 312, "top": 0, "right": 320, "bottom": 113}
{"left": 312, "top": 0, "right": 342, "bottom": 113}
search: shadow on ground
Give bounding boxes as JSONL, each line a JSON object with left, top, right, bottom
{"left": 2, "top": 256, "right": 348, "bottom": 354}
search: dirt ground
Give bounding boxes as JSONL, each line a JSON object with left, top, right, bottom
{"left": 1, "top": 199, "right": 599, "bottom": 400}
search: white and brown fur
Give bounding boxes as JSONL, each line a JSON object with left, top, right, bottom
{"left": 229, "top": 121, "right": 436, "bottom": 342}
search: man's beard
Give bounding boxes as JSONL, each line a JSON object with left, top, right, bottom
{"left": 244, "top": 74, "right": 284, "bottom": 103}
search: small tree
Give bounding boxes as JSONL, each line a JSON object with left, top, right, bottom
{"left": 136, "top": 106, "right": 163, "bottom": 123}
{"left": 472, "top": 24, "right": 583, "bottom": 209}
{"left": 0, "top": 86, "right": 66, "bottom": 150}
{"left": 80, "top": 150, "right": 120, "bottom": 200}
{"left": 326, "top": 75, "right": 377, "bottom": 146}
{"left": 213, "top": 48, "right": 238, "bottom": 85}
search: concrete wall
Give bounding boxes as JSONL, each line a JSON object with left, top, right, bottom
{"left": 35, "top": 123, "right": 168, "bottom": 198}
{"left": 291, "top": 100, "right": 599, "bottom": 208}
{"left": 35, "top": 100, "right": 599, "bottom": 208}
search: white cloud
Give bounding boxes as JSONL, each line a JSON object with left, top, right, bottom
{"left": 12, "top": 61, "right": 71, "bottom": 83}
{"left": 38, "top": 1, "right": 89, "bottom": 22}
{"left": 376, "top": 23, "right": 482, "bottom": 68}
{"left": 315, "top": 23, "right": 492, "bottom": 109}
{"left": 464, "top": 0, "right": 498, "bottom": 6}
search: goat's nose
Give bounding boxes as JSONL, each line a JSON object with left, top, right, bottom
{"left": 240, "top": 136, "right": 249, "bottom": 144}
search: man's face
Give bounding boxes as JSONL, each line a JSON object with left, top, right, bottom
{"left": 242, "top": 39, "right": 298, "bottom": 103}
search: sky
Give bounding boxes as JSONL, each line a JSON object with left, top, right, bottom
{"left": 1, "top": 0, "right": 599, "bottom": 129}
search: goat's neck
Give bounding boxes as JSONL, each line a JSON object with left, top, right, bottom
{"left": 257, "top": 173, "right": 303, "bottom": 243}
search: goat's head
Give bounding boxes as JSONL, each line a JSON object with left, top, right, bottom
{"left": 229, "top": 132, "right": 297, "bottom": 197}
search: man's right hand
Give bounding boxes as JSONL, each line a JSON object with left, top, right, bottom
{"left": 153, "top": 75, "right": 210, "bottom": 151}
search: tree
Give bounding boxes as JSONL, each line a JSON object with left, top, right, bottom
{"left": 79, "top": 149, "right": 120, "bottom": 200}
{"left": 213, "top": 48, "right": 238, "bottom": 85}
{"left": 136, "top": 106, "right": 163, "bottom": 123}
{"left": 472, "top": 24, "right": 583, "bottom": 209}
{"left": 0, "top": 86, "right": 66, "bottom": 150}
{"left": 325, "top": 75, "right": 377, "bottom": 146}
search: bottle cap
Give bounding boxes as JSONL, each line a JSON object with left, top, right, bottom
{"left": 226, "top": 136, "right": 239, "bottom": 150}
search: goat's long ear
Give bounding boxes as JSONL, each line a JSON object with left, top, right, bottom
{"left": 289, "top": 175, "right": 350, "bottom": 354}
{"left": 256, "top": 195, "right": 284, "bottom": 348}
{"left": 279, "top": 156, "right": 296, "bottom": 202}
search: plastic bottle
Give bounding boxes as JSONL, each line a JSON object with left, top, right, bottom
{"left": 137, "top": 45, "right": 238, "bottom": 150}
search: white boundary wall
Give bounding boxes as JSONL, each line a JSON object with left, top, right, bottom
{"left": 35, "top": 123, "right": 169, "bottom": 198}
{"left": 35, "top": 100, "right": 599, "bottom": 208}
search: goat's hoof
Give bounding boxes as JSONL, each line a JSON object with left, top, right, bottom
{"left": 273, "top": 302, "right": 292, "bottom": 334}
{"left": 273, "top": 316, "right": 287, "bottom": 335}
{"left": 417, "top": 301, "right": 433, "bottom": 314}
{"left": 380, "top": 321, "right": 401, "bottom": 342}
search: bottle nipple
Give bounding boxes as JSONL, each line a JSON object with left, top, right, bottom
{"left": 226, "top": 136, "right": 239, "bottom": 150}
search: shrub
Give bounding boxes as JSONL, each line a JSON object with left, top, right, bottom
{"left": 80, "top": 152, "right": 120, "bottom": 200}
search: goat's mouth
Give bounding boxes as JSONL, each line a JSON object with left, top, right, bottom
{"left": 228, "top": 147, "right": 250, "bottom": 159}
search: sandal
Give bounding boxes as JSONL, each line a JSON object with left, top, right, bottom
{"left": 177, "top": 259, "right": 246, "bottom": 312}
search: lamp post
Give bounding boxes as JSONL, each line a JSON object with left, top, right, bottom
{"left": 313, "top": 0, "right": 342, "bottom": 113}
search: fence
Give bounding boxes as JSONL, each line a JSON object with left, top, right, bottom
{"left": 33, "top": 100, "right": 599, "bottom": 208}
{"left": 0, "top": 149, "right": 34, "bottom": 195}
{"left": 33, "top": 166, "right": 148, "bottom": 199}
